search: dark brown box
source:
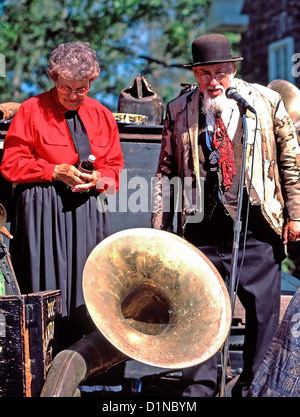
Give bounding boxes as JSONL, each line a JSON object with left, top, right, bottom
{"left": 0, "top": 290, "right": 62, "bottom": 397}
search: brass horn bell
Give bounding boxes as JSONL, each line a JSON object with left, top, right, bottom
{"left": 83, "top": 228, "right": 231, "bottom": 369}
{"left": 0, "top": 204, "right": 7, "bottom": 230}
{"left": 268, "top": 79, "right": 300, "bottom": 129}
{"left": 40, "top": 228, "right": 232, "bottom": 397}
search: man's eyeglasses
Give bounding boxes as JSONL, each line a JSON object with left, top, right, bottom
{"left": 56, "top": 84, "right": 90, "bottom": 97}
{"left": 198, "top": 71, "right": 229, "bottom": 84}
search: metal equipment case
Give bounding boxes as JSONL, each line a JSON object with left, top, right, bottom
{"left": 0, "top": 290, "right": 62, "bottom": 397}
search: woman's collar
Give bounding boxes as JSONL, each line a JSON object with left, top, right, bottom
{"left": 50, "top": 87, "right": 69, "bottom": 114}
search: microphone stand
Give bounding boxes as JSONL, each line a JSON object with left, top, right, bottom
{"left": 219, "top": 105, "right": 249, "bottom": 397}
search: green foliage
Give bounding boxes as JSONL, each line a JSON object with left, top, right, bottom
{"left": 0, "top": 0, "right": 212, "bottom": 109}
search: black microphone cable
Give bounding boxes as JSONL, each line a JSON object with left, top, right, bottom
{"left": 235, "top": 115, "right": 259, "bottom": 297}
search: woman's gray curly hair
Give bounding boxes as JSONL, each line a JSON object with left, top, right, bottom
{"left": 47, "top": 42, "right": 100, "bottom": 82}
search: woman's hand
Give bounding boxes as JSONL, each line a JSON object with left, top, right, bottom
{"left": 52, "top": 163, "right": 85, "bottom": 188}
{"left": 72, "top": 169, "right": 102, "bottom": 193}
{"left": 52, "top": 164, "right": 101, "bottom": 192}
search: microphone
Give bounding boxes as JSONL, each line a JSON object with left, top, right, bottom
{"left": 226, "top": 87, "right": 256, "bottom": 114}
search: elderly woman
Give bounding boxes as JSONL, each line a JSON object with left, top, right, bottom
{"left": 0, "top": 42, "right": 124, "bottom": 348}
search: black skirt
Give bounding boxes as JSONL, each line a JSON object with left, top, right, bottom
{"left": 10, "top": 182, "right": 111, "bottom": 348}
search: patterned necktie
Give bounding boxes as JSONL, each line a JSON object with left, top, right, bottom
{"left": 211, "top": 112, "right": 236, "bottom": 191}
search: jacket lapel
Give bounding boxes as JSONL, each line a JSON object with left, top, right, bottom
{"left": 187, "top": 88, "right": 201, "bottom": 179}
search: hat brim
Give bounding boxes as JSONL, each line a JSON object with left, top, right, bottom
{"left": 183, "top": 57, "right": 243, "bottom": 68}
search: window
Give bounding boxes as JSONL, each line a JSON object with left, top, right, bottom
{"left": 268, "top": 37, "right": 295, "bottom": 83}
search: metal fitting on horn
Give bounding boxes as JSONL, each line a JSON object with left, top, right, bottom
{"left": 40, "top": 330, "right": 126, "bottom": 397}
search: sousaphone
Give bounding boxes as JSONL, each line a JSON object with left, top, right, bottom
{"left": 268, "top": 79, "right": 300, "bottom": 129}
{"left": 41, "top": 228, "right": 231, "bottom": 397}
{"left": 0, "top": 204, "right": 6, "bottom": 229}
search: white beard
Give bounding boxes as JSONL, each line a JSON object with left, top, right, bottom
{"left": 202, "top": 88, "right": 233, "bottom": 116}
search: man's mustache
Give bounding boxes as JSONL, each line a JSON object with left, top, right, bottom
{"left": 206, "top": 85, "right": 225, "bottom": 94}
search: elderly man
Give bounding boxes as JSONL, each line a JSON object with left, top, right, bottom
{"left": 151, "top": 33, "right": 300, "bottom": 396}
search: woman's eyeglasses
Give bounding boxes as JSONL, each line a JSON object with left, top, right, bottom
{"left": 56, "top": 84, "right": 90, "bottom": 97}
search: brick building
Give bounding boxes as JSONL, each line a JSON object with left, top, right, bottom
{"left": 206, "top": 0, "right": 300, "bottom": 89}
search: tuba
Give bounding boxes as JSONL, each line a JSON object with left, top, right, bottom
{"left": 268, "top": 79, "right": 300, "bottom": 130}
{"left": 0, "top": 204, "right": 6, "bottom": 229}
{"left": 41, "top": 228, "right": 231, "bottom": 397}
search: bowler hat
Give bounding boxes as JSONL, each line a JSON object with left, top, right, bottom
{"left": 183, "top": 34, "right": 243, "bottom": 68}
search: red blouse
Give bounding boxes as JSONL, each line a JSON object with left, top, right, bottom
{"left": 0, "top": 88, "right": 124, "bottom": 192}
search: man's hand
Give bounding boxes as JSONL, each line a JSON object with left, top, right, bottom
{"left": 283, "top": 220, "right": 300, "bottom": 244}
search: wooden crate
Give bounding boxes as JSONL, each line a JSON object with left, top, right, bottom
{"left": 0, "top": 290, "right": 62, "bottom": 397}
